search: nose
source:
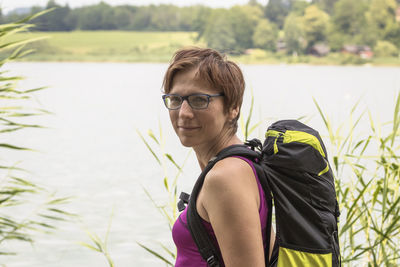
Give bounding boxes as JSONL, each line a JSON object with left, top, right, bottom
{"left": 178, "top": 99, "right": 194, "bottom": 119}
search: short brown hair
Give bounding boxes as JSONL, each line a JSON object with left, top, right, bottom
{"left": 162, "top": 47, "right": 245, "bottom": 134}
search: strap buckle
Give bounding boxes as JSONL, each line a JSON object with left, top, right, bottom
{"left": 206, "top": 255, "right": 220, "bottom": 267}
{"left": 177, "top": 192, "right": 190, "bottom": 212}
{"left": 245, "top": 138, "right": 263, "bottom": 152}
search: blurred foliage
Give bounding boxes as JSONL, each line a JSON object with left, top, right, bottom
{"left": 264, "top": 0, "right": 292, "bottom": 29}
{"left": 284, "top": 13, "right": 306, "bottom": 55}
{"left": 0, "top": 0, "right": 399, "bottom": 58}
{"left": 314, "top": 94, "right": 400, "bottom": 265}
{"left": 253, "top": 19, "right": 279, "bottom": 52}
{"left": 136, "top": 125, "right": 192, "bottom": 266}
{"left": 0, "top": 10, "right": 74, "bottom": 256}
{"left": 302, "top": 5, "right": 330, "bottom": 50}
{"left": 374, "top": 40, "right": 399, "bottom": 57}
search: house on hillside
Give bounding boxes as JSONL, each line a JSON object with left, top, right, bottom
{"left": 342, "top": 45, "right": 373, "bottom": 59}
{"left": 310, "top": 44, "right": 330, "bottom": 57}
{"left": 276, "top": 39, "right": 286, "bottom": 52}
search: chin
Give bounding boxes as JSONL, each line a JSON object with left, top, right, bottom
{"left": 178, "top": 136, "right": 198, "bottom": 148}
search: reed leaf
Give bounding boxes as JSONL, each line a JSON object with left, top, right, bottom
{"left": 164, "top": 153, "right": 181, "bottom": 171}
{"left": 38, "top": 214, "right": 67, "bottom": 221}
{"left": 313, "top": 97, "right": 329, "bottom": 131}
{"left": 0, "top": 143, "right": 31, "bottom": 150}
{"left": 0, "top": 13, "right": 73, "bottom": 245}
{"left": 164, "top": 177, "right": 169, "bottom": 192}
{"left": 46, "top": 197, "right": 72, "bottom": 205}
{"left": 245, "top": 90, "right": 255, "bottom": 140}
{"left": 79, "top": 241, "right": 100, "bottom": 252}
{"left": 148, "top": 129, "right": 159, "bottom": 145}
{"left": 137, "top": 242, "right": 174, "bottom": 266}
{"left": 159, "top": 242, "right": 176, "bottom": 260}
{"left": 0, "top": 126, "right": 24, "bottom": 133}
{"left": 136, "top": 129, "right": 161, "bottom": 165}
{"left": 391, "top": 91, "right": 400, "bottom": 146}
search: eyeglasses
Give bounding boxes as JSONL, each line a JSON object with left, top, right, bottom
{"left": 162, "top": 93, "right": 224, "bottom": 110}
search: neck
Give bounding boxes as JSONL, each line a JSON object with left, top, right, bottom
{"left": 194, "top": 132, "right": 242, "bottom": 170}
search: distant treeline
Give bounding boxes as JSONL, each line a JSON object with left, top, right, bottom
{"left": 1, "top": 0, "right": 400, "bottom": 56}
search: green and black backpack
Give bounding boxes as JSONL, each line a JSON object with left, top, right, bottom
{"left": 178, "top": 120, "right": 341, "bottom": 267}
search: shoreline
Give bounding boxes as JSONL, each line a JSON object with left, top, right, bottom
{"left": 1, "top": 31, "right": 398, "bottom": 67}
{"left": 9, "top": 58, "right": 400, "bottom": 67}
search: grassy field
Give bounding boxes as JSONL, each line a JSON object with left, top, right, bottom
{"left": 1, "top": 31, "right": 399, "bottom": 65}
{"left": 1, "top": 31, "right": 204, "bottom": 62}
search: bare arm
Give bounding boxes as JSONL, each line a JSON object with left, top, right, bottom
{"left": 199, "top": 157, "right": 266, "bottom": 267}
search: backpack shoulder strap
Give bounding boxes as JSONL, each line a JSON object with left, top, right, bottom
{"left": 186, "top": 143, "right": 271, "bottom": 267}
{"left": 186, "top": 160, "right": 220, "bottom": 266}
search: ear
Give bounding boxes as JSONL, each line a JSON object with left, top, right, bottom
{"left": 228, "top": 106, "right": 240, "bottom": 121}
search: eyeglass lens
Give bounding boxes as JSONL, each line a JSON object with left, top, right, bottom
{"left": 164, "top": 95, "right": 209, "bottom": 109}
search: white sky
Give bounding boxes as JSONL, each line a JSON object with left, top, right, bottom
{"left": 0, "top": 0, "right": 268, "bottom": 13}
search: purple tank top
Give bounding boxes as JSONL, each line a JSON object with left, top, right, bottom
{"left": 172, "top": 156, "right": 268, "bottom": 267}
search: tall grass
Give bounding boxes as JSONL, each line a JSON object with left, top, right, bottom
{"left": 314, "top": 94, "right": 400, "bottom": 266}
{"left": 79, "top": 208, "right": 116, "bottom": 267}
{"left": 0, "top": 10, "right": 73, "bottom": 256}
{"left": 136, "top": 125, "right": 192, "bottom": 266}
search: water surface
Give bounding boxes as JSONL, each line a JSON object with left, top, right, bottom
{"left": 2, "top": 62, "right": 399, "bottom": 266}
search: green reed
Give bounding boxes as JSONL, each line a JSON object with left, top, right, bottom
{"left": 0, "top": 10, "right": 73, "bottom": 256}
{"left": 137, "top": 124, "right": 192, "bottom": 266}
{"left": 79, "top": 208, "right": 115, "bottom": 267}
{"left": 314, "top": 94, "right": 400, "bottom": 266}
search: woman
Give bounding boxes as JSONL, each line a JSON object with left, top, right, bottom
{"left": 162, "top": 47, "right": 275, "bottom": 267}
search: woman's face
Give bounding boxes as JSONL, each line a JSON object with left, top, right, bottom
{"left": 168, "top": 68, "right": 234, "bottom": 149}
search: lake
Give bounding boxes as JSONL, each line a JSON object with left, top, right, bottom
{"left": 1, "top": 62, "right": 399, "bottom": 266}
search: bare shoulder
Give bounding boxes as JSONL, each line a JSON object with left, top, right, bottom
{"left": 205, "top": 157, "right": 255, "bottom": 185}
{"left": 200, "top": 157, "right": 265, "bottom": 267}
{"left": 201, "top": 157, "right": 258, "bottom": 207}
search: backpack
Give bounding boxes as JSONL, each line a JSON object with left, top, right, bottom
{"left": 177, "top": 120, "right": 341, "bottom": 267}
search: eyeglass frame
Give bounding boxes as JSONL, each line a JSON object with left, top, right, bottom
{"left": 162, "top": 93, "right": 225, "bottom": 110}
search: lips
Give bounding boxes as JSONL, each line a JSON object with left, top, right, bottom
{"left": 178, "top": 126, "right": 201, "bottom": 131}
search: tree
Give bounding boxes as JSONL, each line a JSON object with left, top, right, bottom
{"left": 284, "top": 13, "right": 306, "bottom": 54}
{"left": 384, "top": 22, "right": 400, "bottom": 49}
{"left": 332, "top": 0, "right": 367, "bottom": 36}
{"left": 374, "top": 40, "right": 398, "bottom": 57}
{"left": 302, "top": 5, "right": 330, "bottom": 50}
{"left": 325, "top": 0, "right": 368, "bottom": 50}
{"left": 366, "top": 0, "right": 397, "bottom": 30}
{"left": 203, "top": 9, "right": 237, "bottom": 53}
{"left": 265, "top": 0, "right": 292, "bottom": 28}
{"left": 189, "top": 6, "right": 212, "bottom": 39}
{"left": 362, "top": 0, "right": 396, "bottom": 46}
{"left": 113, "top": 6, "right": 133, "bottom": 30}
{"left": 203, "top": 5, "right": 263, "bottom": 53}
{"left": 228, "top": 5, "right": 263, "bottom": 51}
{"left": 312, "top": 0, "right": 339, "bottom": 14}
{"left": 149, "top": 5, "right": 181, "bottom": 31}
{"left": 31, "top": 0, "right": 73, "bottom": 31}
{"left": 252, "top": 19, "right": 278, "bottom": 51}
{"left": 291, "top": 0, "right": 310, "bottom": 16}
{"left": 365, "top": 0, "right": 397, "bottom": 44}
{"left": 77, "top": 2, "right": 116, "bottom": 30}
{"left": 129, "top": 6, "right": 152, "bottom": 30}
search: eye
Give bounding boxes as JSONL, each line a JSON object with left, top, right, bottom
{"left": 189, "top": 95, "right": 208, "bottom": 108}
{"left": 166, "top": 95, "right": 182, "bottom": 108}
